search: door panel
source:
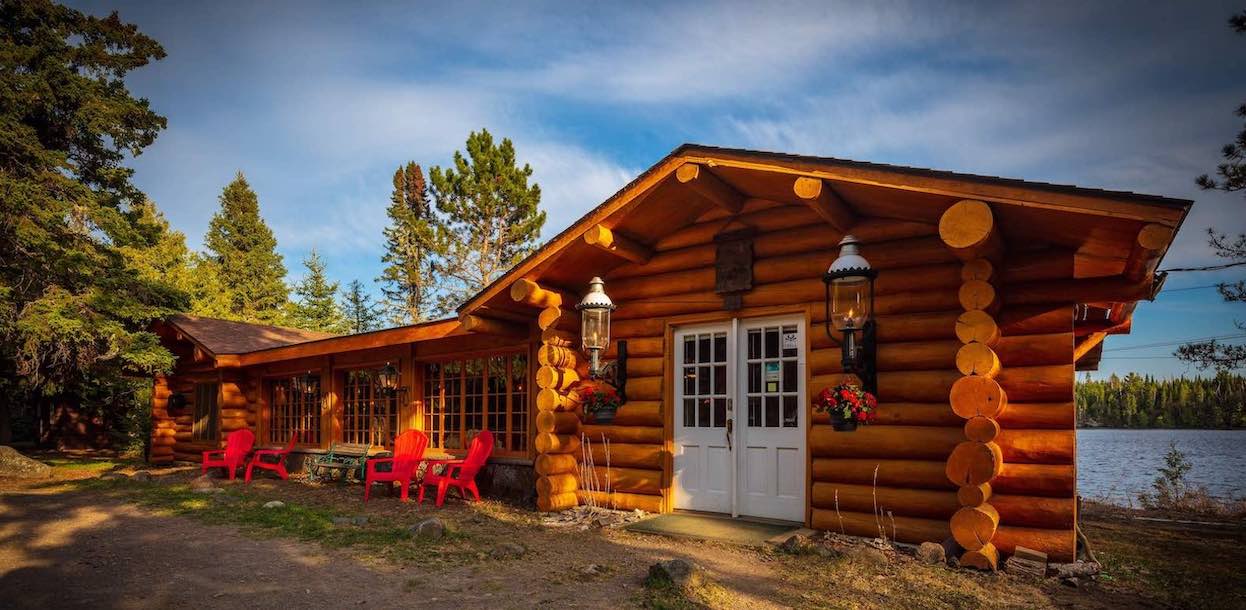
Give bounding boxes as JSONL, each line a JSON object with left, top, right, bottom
{"left": 672, "top": 325, "right": 732, "bottom": 514}
{"left": 736, "top": 319, "right": 806, "bottom": 522}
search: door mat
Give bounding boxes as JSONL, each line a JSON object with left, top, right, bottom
{"left": 624, "top": 513, "right": 798, "bottom": 546}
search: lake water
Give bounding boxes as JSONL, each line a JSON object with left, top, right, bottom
{"left": 1077, "top": 429, "right": 1246, "bottom": 505}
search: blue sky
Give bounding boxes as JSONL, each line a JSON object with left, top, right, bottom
{"left": 77, "top": 1, "right": 1246, "bottom": 379}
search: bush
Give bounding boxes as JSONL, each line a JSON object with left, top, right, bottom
{"left": 1138, "top": 442, "right": 1246, "bottom": 517}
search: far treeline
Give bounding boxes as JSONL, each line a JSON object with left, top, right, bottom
{"left": 1076, "top": 372, "right": 1246, "bottom": 429}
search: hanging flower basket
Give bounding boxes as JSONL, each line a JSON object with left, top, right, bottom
{"left": 814, "top": 382, "right": 878, "bottom": 432}
{"left": 573, "top": 379, "right": 622, "bottom": 424}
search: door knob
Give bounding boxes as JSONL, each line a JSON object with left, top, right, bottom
{"left": 725, "top": 418, "right": 733, "bottom": 451}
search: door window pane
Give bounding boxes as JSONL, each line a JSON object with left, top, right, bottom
{"left": 713, "top": 398, "right": 726, "bottom": 428}
{"left": 783, "top": 395, "right": 798, "bottom": 428}
{"left": 713, "top": 333, "right": 727, "bottom": 362}
{"left": 748, "top": 396, "right": 761, "bottom": 427}
{"left": 684, "top": 398, "right": 696, "bottom": 427}
{"left": 765, "top": 328, "right": 779, "bottom": 358}
{"left": 698, "top": 398, "right": 711, "bottom": 427}
{"left": 765, "top": 395, "right": 779, "bottom": 427}
{"left": 748, "top": 329, "right": 761, "bottom": 360}
{"left": 684, "top": 337, "right": 696, "bottom": 364}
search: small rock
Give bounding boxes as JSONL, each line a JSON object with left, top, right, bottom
{"left": 410, "top": 517, "right": 445, "bottom": 540}
{"left": 491, "top": 542, "right": 526, "bottom": 559}
{"left": 130, "top": 471, "right": 153, "bottom": 482}
{"left": 848, "top": 546, "right": 890, "bottom": 566}
{"left": 916, "top": 542, "right": 946, "bottom": 565}
{"left": 210, "top": 493, "right": 237, "bottom": 504}
{"left": 647, "top": 558, "right": 703, "bottom": 590}
{"left": 1061, "top": 577, "right": 1080, "bottom": 588}
{"left": 580, "top": 564, "right": 605, "bottom": 578}
{"left": 778, "top": 534, "right": 813, "bottom": 555}
{"left": 814, "top": 545, "right": 843, "bottom": 559}
{"left": 263, "top": 500, "right": 284, "bottom": 509}
{"left": 332, "top": 517, "right": 354, "bottom": 526}
{"left": 0, "top": 446, "right": 52, "bottom": 478}
{"left": 352, "top": 516, "right": 369, "bottom": 526}
{"left": 100, "top": 472, "right": 129, "bottom": 481}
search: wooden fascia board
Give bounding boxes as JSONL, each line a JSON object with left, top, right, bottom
{"left": 235, "top": 320, "right": 463, "bottom": 367}
{"left": 680, "top": 155, "right": 1189, "bottom": 226}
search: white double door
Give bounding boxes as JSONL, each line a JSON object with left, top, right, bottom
{"left": 672, "top": 316, "right": 806, "bottom": 522}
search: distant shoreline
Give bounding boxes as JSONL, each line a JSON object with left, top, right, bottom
{"left": 1077, "top": 426, "right": 1245, "bottom": 431}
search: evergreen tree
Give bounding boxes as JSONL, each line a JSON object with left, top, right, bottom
{"left": 289, "top": 249, "right": 347, "bottom": 333}
{"left": 430, "top": 130, "right": 545, "bottom": 310}
{"left": 341, "top": 279, "right": 382, "bottom": 334}
{"left": 204, "top": 172, "right": 289, "bottom": 324}
{"left": 0, "top": 0, "right": 181, "bottom": 442}
{"left": 379, "top": 162, "right": 443, "bottom": 324}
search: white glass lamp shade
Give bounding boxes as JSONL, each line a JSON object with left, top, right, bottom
{"left": 378, "top": 362, "right": 399, "bottom": 392}
{"left": 577, "top": 276, "right": 615, "bottom": 352}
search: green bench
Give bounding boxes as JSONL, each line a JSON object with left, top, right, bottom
{"left": 305, "top": 442, "right": 384, "bottom": 483}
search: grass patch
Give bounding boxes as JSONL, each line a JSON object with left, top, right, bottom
{"left": 41, "top": 457, "right": 127, "bottom": 472}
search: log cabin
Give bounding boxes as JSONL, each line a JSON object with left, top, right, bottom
{"left": 149, "top": 144, "right": 1190, "bottom": 568}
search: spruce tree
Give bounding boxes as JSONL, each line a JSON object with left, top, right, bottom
{"left": 342, "top": 279, "right": 383, "bottom": 334}
{"left": 379, "top": 162, "right": 443, "bottom": 324}
{"left": 289, "top": 249, "right": 347, "bottom": 333}
{"left": 204, "top": 172, "right": 289, "bottom": 324}
{"left": 0, "top": 1, "right": 181, "bottom": 442}
{"left": 430, "top": 130, "right": 545, "bottom": 310}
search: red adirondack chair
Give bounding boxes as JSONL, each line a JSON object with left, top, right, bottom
{"left": 245, "top": 434, "right": 297, "bottom": 482}
{"left": 363, "top": 430, "right": 429, "bottom": 502}
{"left": 419, "top": 429, "right": 493, "bottom": 506}
{"left": 201, "top": 429, "right": 255, "bottom": 480}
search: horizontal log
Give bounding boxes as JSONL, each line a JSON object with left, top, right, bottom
{"left": 536, "top": 366, "right": 579, "bottom": 391}
{"left": 812, "top": 482, "right": 960, "bottom": 521}
{"left": 811, "top": 425, "right": 963, "bottom": 460}
{"left": 578, "top": 489, "right": 662, "bottom": 513}
{"left": 536, "top": 410, "right": 581, "bottom": 435}
{"left": 961, "top": 544, "right": 1000, "bottom": 571}
{"left": 950, "top": 376, "right": 1008, "bottom": 419}
{"left": 996, "top": 365, "right": 1073, "bottom": 402}
{"left": 537, "top": 491, "right": 579, "bottom": 512}
{"left": 536, "top": 388, "right": 579, "bottom": 412}
{"left": 1001, "top": 249, "right": 1074, "bottom": 284}
{"left": 997, "top": 429, "right": 1074, "bottom": 465}
{"left": 625, "top": 357, "right": 663, "bottom": 378}
{"left": 1123, "top": 223, "right": 1171, "bottom": 283}
{"left": 584, "top": 224, "right": 653, "bottom": 264}
{"left": 951, "top": 503, "right": 999, "bottom": 551}
{"left": 994, "top": 463, "right": 1075, "bottom": 497}
{"left": 993, "top": 526, "right": 1075, "bottom": 562}
{"left": 541, "top": 327, "right": 575, "bottom": 346}
{"left": 536, "top": 473, "right": 578, "bottom": 496}
{"left": 534, "top": 433, "right": 581, "bottom": 455}
{"left": 582, "top": 466, "right": 662, "bottom": 495}
{"left": 955, "top": 309, "right": 999, "bottom": 346}
{"left": 812, "top": 311, "right": 961, "bottom": 346}
{"left": 581, "top": 424, "right": 663, "bottom": 445}
{"left": 956, "top": 343, "right": 1000, "bottom": 377}
{"left": 995, "top": 402, "right": 1074, "bottom": 429}
{"left": 606, "top": 336, "right": 662, "bottom": 358}
{"left": 961, "top": 258, "right": 995, "bottom": 283}
{"left": 959, "top": 483, "right": 991, "bottom": 507}
{"left": 812, "top": 370, "right": 961, "bottom": 404}
{"left": 627, "top": 376, "right": 662, "bottom": 401}
{"left": 652, "top": 205, "right": 829, "bottom": 252}
{"left": 964, "top": 416, "right": 1001, "bottom": 442}
{"left": 461, "top": 314, "right": 527, "bottom": 337}
{"left": 794, "top": 176, "right": 856, "bottom": 232}
{"left": 535, "top": 453, "right": 579, "bottom": 476}
{"left": 991, "top": 494, "right": 1075, "bottom": 529}
{"left": 945, "top": 441, "right": 1003, "bottom": 486}
{"left": 998, "top": 305, "right": 1072, "bottom": 336}
{"left": 811, "top": 458, "right": 955, "bottom": 490}
{"left": 812, "top": 402, "right": 961, "bottom": 428}
{"left": 939, "top": 199, "right": 1002, "bottom": 262}
{"left": 538, "top": 344, "right": 579, "bottom": 368}
{"left": 589, "top": 442, "right": 662, "bottom": 470}
{"left": 994, "top": 333, "right": 1072, "bottom": 367}
{"left": 811, "top": 508, "right": 950, "bottom": 545}
{"left": 811, "top": 340, "right": 961, "bottom": 375}
{"left": 538, "top": 307, "right": 563, "bottom": 331}
{"left": 613, "top": 281, "right": 959, "bottom": 321}
{"left": 613, "top": 401, "right": 662, "bottom": 426}
{"left": 1005, "top": 276, "right": 1151, "bottom": 307}
{"left": 959, "top": 280, "right": 999, "bottom": 313}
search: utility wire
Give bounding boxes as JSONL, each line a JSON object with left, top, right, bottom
{"left": 1103, "top": 333, "right": 1246, "bottom": 352}
{"left": 1160, "top": 260, "right": 1246, "bottom": 272}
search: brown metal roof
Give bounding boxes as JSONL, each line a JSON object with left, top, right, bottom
{"left": 167, "top": 314, "right": 337, "bottom": 355}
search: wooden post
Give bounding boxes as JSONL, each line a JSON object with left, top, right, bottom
{"left": 510, "top": 278, "right": 565, "bottom": 309}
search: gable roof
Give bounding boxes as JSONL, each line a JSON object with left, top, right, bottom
{"left": 166, "top": 314, "right": 337, "bottom": 356}
{"left": 456, "top": 143, "right": 1192, "bottom": 317}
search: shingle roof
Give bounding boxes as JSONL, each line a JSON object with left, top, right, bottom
{"left": 167, "top": 314, "right": 337, "bottom": 355}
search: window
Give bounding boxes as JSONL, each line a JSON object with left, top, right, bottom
{"left": 270, "top": 376, "right": 322, "bottom": 445}
{"left": 423, "top": 352, "right": 528, "bottom": 455}
{"left": 192, "top": 382, "right": 219, "bottom": 441}
{"left": 342, "top": 369, "right": 400, "bottom": 448}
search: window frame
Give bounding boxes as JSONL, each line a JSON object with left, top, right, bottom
{"left": 192, "top": 381, "right": 220, "bottom": 442}
{"left": 267, "top": 374, "right": 324, "bottom": 447}
{"left": 421, "top": 347, "right": 531, "bottom": 459}
{"left": 338, "top": 365, "right": 402, "bottom": 449}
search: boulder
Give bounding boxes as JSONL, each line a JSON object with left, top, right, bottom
{"left": 189, "top": 475, "right": 215, "bottom": 491}
{"left": 647, "top": 558, "right": 703, "bottom": 590}
{"left": 100, "top": 472, "right": 129, "bottom": 481}
{"left": 351, "top": 516, "right": 368, "bottom": 526}
{"left": 916, "top": 542, "right": 946, "bottom": 565}
{"left": 847, "top": 546, "right": 890, "bottom": 567}
{"left": 491, "top": 542, "right": 526, "bottom": 559}
{"left": 332, "top": 517, "right": 354, "bottom": 526}
{"left": 262, "top": 500, "right": 285, "bottom": 509}
{"left": 778, "top": 534, "right": 813, "bottom": 555}
{"left": 410, "top": 517, "right": 446, "bottom": 540}
{"left": 0, "top": 447, "right": 52, "bottom": 478}
{"left": 130, "top": 471, "right": 153, "bottom": 483}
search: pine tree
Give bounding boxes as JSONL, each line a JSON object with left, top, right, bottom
{"left": 0, "top": 1, "right": 180, "bottom": 442}
{"left": 379, "top": 162, "right": 443, "bottom": 324}
{"left": 430, "top": 130, "right": 545, "bottom": 310}
{"left": 204, "top": 172, "right": 289, "bottom": 324}
{"left": 341, "top": 279, "right": 382, "bottom": 334}
{"left": 289, "top": 250, "right": 347, "bottom": 333}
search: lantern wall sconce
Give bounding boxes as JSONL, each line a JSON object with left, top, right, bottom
{"left": 822, "top": 235, "right": 878, "bottom": 395}
{"left": 576, "top": 276, "right": 628, "bottom": 401}
{"left": 293, "top": 370, "right": 320, "bottom": 396}
{"left": 376, "top": 361, "right": 406, "bottom": 398}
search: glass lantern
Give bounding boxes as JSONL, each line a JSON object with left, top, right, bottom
{"left": 823, "top": 235, "right": 878, "bottom": 392}
{"left": 576, "top": 276, "right": 616, "bottom": 377}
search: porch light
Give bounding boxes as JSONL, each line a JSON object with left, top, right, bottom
{"left": 577, "top": 277, "right": 616, "bottom": 377}
{"left": 377, "top": 361, "right": 400, "bottom": 394}
{"left": 576, "top": 276, "right": 628, "bottom": 400}
{"left": 823, "top": 235, "right": 878, "bottom": 394}
{"left": 293, "top": 370, "right": 318, "bottom": 396}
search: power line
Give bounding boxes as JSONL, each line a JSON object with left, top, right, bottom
{"left": 1160, "top": 283, "right": 1235, "bottom": 293}
{"left": 1160, "top": 260, "right": 1246, "bottom": 272}
{"left": 1103, "top": 333, "right": 1246, "bottom": 352}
